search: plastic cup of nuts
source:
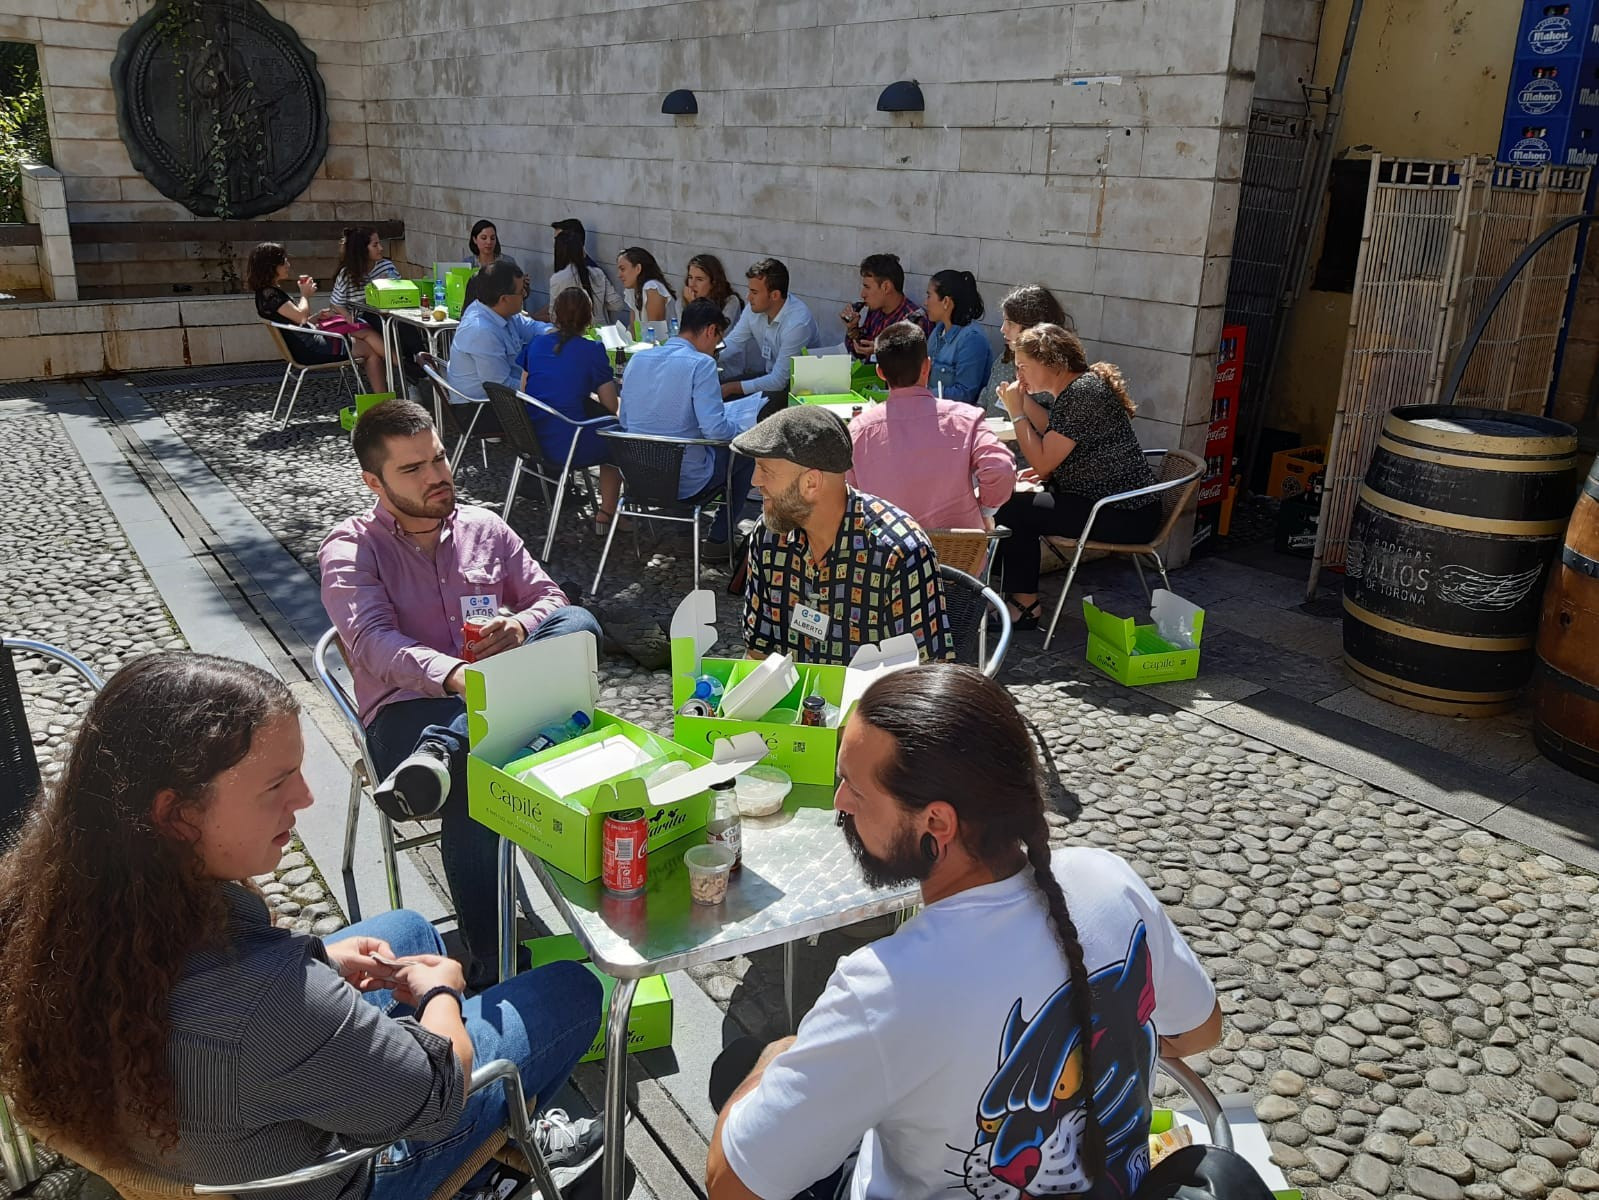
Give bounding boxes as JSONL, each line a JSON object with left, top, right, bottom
{"left": 684, "top": 844, "right": 735, "bottom": 905}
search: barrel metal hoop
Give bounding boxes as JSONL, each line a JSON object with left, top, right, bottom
{"left": 1342, "top": 595, "right": 1536, "bottom": 651}
{"left": 1375, "top": 435, "right": 1579, "bottom": 474}
{"left": 1383, "top": 414, "right": 1578, "bottom": 458}
{"left": 1535, "top": 658, "right": 1599, "bottom": 706}
{"left": 1344, "top": 656, "right": 1522, "bottom": 703}
{"left": 1563, "top": 544, "right": 1599, "bottom": 579}
{"left": 1357, "top": 485, "right": 1569, "bottom": 536}
{"left": 1585, "top": 474, "right": 1599, "bottom": 503}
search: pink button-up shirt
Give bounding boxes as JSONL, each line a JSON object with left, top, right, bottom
{"left": 319, "top": 503, "right": 568, "bottom": 725}
{"left": 847, "top": 387, "right": 1017, "bottom": 531}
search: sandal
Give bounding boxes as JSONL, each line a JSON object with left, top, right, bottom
{"left": 593, "top": 509, "right": 633, "bottom": 536}
{"left": 1004, "top": 595, "right": 1042, "bottom": 632}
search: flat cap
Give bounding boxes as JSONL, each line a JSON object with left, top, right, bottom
{"left": 732, "top": 405, "right": 854, "bottom": 473}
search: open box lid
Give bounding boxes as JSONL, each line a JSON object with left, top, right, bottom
{"left": 791, "top": 353, "right": 851, "bottom": 395}
{"left": 1082, "top": 591, "right": 1205, "bottom": 654}
{"left": 589, "top": 731, "right": 770, "bottom": 814}
{"left": 837, "top": 634, "right": 920, "bottom": 716}
{"left": 465, "top": 631, "right": 600, "bottom": 762}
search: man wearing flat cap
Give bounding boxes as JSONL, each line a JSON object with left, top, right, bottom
{"left": 732, "top": 406, "right": 953, "bottom": 665}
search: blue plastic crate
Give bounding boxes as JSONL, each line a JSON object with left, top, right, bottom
{"left": 1499, "top": 113, "right": 1599, "bottom": 166}
{"left": 1516, "top": 0, "right": 1599, "bottom": 60}
{"left": 1505, "top": 57, "right": 1599, "bottom": 120}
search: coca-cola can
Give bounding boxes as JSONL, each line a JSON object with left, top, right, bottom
{"left": 603, "top": 808, "right": 648, "bottom": 895}
{"left": 462, "top": 618, "right": 487, "bottom": 663}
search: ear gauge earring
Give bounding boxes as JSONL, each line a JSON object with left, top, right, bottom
{"left": 921, "top": 832, "right": 940, "bottom": 864}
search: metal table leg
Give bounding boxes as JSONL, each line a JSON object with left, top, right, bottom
{"left": 383, "top": 315, "right": 403, "bottom": 395}
{"left": 602, "top": 978, "right": 639, "bottom": 1200}
{"left": 498, "top": 836, "right": 517, "bottom": 985}
{"left": 783, "top": 939, "right": 798, "bottom": 1033}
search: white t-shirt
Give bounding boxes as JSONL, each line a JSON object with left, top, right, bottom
{"left": 720, "top": 848, "right": 1216, "bottom": 1200}
{"left": 548, "top": 263, "right": 623, "bottom": 322}
{"left": 625, "top": 277, "right": 677, "bottom": 325}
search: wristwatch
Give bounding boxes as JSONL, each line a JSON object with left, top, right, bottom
{"left": 415, "top": 985, "right": 465, "bottom": 1019}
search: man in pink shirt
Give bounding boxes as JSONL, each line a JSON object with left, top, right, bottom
{"left": 848, "top": 321, "right": 1017, "bottom": 533}
{"left": 320, "top": 399, "right": 600, "bottom": 983}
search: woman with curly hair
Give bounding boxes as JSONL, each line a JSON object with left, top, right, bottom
{"left": 0, "top": 652, "right": 602, "bottom": 1200}
{"left": 993, "top": 324, "right": 1158, "bottom": 630}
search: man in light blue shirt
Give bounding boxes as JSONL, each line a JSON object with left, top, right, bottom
{"left": 719, "top": 258, "right": 823, "bottom": 400}
{"left": 621, "top": 299, "right": 756, "bottom": 559}
{"left": 447, "top": 261, "right": 551, "bottom": 399}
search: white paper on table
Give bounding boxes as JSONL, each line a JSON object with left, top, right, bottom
{"left": 521, "top": 734, "right": 655, "bottom": 794}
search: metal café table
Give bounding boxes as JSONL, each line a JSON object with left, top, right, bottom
{"left": 353, "top": 301, "right": 459, "bottom": 395}
{"left": 496, "top": 793, "right": 918, "bottom": 1200}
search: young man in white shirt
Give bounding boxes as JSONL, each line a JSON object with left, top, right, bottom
{"left": 720, "top": 258, "right": 823, "bottom": 401}
{"left": 705, "top": 665, "right": 1223, "bottom": 1200}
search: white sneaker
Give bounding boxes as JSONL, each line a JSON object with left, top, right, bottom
{"left": 535, "top": 1109, "right": 604, "bottom": 1184}
{"left": 371, "top": 739, "right": 451, "bottom": 820}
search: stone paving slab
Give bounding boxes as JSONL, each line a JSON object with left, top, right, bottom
{"left": 22, "top": 369, "right": 1599, "bottom": 1200}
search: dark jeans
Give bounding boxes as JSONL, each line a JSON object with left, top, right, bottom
{"left": 994, "top": 491, "right": 1162, "bottom": 594}
{"left": 693, "top": 447, "right": 756, "bottom": 543}
{"left": 364, "top": 605, "right": 603, "bottom": 972}
{"left": 709, "top": 1037, "right": 851, "bottom": 1200}
{"left": 343, "top": 910, "right": 601, "bottom": 1200}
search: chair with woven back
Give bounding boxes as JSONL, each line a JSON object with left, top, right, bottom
{"left": 482, "top": 382, "right": 617, "bottom": 561}
{"left": 31, "top": 1059, "right": 565, "bottom": 1200}
{"left": 925, "top": 526, "right": 1010, "bottom": 583}
{"left": 1039, "top": 448, "right": 1205, "bottom": 649}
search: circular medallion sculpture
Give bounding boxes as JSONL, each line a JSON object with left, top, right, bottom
{"left": 111, "top": 0, "right": 328, "bottom": 219}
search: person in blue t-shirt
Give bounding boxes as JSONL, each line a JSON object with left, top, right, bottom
{"left": 516, "top": 286, "right": 622, "bottom": 531}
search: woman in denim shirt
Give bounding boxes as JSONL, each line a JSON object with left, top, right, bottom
{"left": 924, "top": 270, "right": 993, "bottom": 407}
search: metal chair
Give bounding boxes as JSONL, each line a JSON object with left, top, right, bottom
{"left": 0, "top": 637, "right": 102, "bottom": 1192}
{"left": 417, "top": 351, "right": 494, "bottom": 473}
{"left": 926, "top": 525, "right": 1010, "bottom": 583}
{"left": 482, "top": 382, "right": 617, "bottom": 560}
{"left": 312, "top": 628, "right": 443, "bottom": 920}
{"left": 591, "top": 429, "right": 733, "bottom": 595}
{"left": 1156, "top": 1056, "right": 1234, "bottom": 1151}
{"left": 264, "top": 321, "right": 364, "bottom": 430}
{"left": 1041, "top": 449, "right": 1205, "bottom": 650}
{"left": 937, "top": 564, "right": 1011, "bottom": 677}
{"left": 36, "top": 1059, "right": 565, "bottom": 1200}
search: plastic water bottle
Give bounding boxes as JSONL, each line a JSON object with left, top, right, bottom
{"left": 667, "top": 317, "right": 680, "bottom": 340}
{"left": 526, "top": 711, "right": 591, "bottom": 754}
{"left": 689, "top": 674, "right": 724, "bottom": 706}
{"left": 433, "top": 277, "right": 446, "bottom": 312}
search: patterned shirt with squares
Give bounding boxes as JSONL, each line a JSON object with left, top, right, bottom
{"left": 744, "top": 489, "right": 954, "bottom": 665}
{"left": 854, "top": 296, "right": 931, "bottom": 358}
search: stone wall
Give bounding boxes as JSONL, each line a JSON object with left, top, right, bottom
{"left": 1255, "top": 0, "right": 1322, "bottom": 113}
{"left": 1, "top": 0, "right": 376, "bottom": 298}
{"left": 361, "top": 0, "right": 1267, "bottom": 473}
{"left": 0, "top": 293, "right": 273, "bottom": 379}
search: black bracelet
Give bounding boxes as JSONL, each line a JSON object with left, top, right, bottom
{"left": 414, "top": 986, "right": 465, "bottom": 1019}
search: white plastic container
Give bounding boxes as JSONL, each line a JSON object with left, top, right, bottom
{"left": 718, "top": 652, "right": 799, "bottom": 721}
{"left": 735, "top": 765, "right": 792, "bottom": 818}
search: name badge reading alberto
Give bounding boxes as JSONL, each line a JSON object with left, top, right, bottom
{"left": 792, "top": 602, "right": 830, "bottom": 641}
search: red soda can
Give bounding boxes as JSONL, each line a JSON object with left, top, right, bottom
{"left": 462, "top": 618, "right": 487, "bottom": 663}
{"left": 603, "top": 809, "right": 648, "bottom": 895}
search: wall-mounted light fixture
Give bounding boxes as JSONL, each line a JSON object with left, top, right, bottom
{"left": 876, "top": 80, "right": 924, "bottom": 113}
{"left": 661, "top": 89, "right": 698, "bottom": 115}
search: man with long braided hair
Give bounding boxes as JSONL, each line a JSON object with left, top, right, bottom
{"left": 705, "top": 664, "right": 1222, "bottom": 1200}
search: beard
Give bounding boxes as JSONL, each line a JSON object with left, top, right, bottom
{"left": 762, "top": 477, "right": 811, "bottom": 535}
{"left": 386, "top": 481, "right": 456, "bottom": 520}
{"left": 838, "top": 812, "right": 931, "bottom": 889}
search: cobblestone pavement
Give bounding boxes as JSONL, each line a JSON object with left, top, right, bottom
{"left": 26, "top": 375, "right": 1599, "bottom": 1199}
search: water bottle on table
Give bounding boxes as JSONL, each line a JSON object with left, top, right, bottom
{"left": 526, "top": 711, "right": 591, "bottom": 754}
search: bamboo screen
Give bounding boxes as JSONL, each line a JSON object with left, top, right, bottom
{"left": 1444, "top": 163, "right": 1590, "bottom": 413}
{"left": 1314, "top": 157, "right": 1473, "bottom": 576}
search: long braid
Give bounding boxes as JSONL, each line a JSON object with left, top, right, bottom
{"left": 1024, "top": 818, "right": 1106, "bottom": 1179}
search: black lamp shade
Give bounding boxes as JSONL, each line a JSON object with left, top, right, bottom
{"left": 662, "top": 89, "right": 698, "bottom": 115}
{"left": 876, "top": 80, "right": 924, "bottom": 113}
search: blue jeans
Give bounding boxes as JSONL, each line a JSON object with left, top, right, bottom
{"left": 336, "top": 909, "right": 601, "bottom": 1200}
{"left": 701, "top": 447, "right": 756, "bottom": 543}
{"left": 365, "top": 606, "right": 604, "bottom": 973}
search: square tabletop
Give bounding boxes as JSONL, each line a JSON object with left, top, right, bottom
{"left": 517, "top": 788, "right": 919, "bottom": 980}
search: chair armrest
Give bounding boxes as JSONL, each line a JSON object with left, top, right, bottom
{"left": 266, "top": 319, "right": 349, "bottom": 349}
{"left": 599, "top": 430, "right": 730, "bottom": 448}
{"left": 1156, "top": 1056, "right": 1233, "bottom": 1152}
{"left": 0, "top": 639, "right": 103, "bottom": 690}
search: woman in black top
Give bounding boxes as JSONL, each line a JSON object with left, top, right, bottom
{"left": 248, "top": 241, "right": 388, "bottom": 393}
{"left": 993, "top": 324, "right": 1159, "bottom": 629}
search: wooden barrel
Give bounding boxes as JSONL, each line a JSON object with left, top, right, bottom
{"left": 1343, "top": 405, "right": 1578, "bottom": 716}
{"left": 1532, "top": 454, "right": 1599, "bottom": 779}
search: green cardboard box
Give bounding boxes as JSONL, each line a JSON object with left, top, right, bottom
{"left": 791, "top": 392, "right": 873, "bottom": 409}
{"left": 338, "top": 390, "right": 395, "bottom": 432}
{"left": 365, "top": 278, "right": 422, "bottom": 309}
{"left": 465, "top": 631, "right": 768, "bottom": 881}
{"left": 668, "top": 590, "right": 920, "bottom": 786}
{"left": 525, "top": 934, "right": 672, "bottom": 1063}
{"left": 444, "top": 267, "right": 475, "bottom": 319}
{"left": 1082, "top": 590, "right": 1205, "bottom": 686}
